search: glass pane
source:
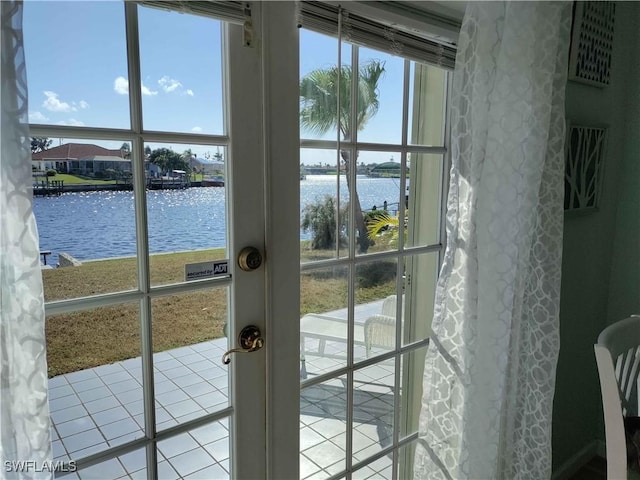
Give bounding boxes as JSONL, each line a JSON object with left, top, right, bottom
{"left": 117, "top": 446, "right": 149, "bottom": 480}
{"left": 357, "top": 151, "right": 403, "bottom": 256}
{"left": 353, "top": 454, "right": 393, "bottom": 480}
{"left": 73, "top": 446, "right": 179, "bottom": 480}
{"left": 404, "top": 153, "right": 443, "bottom": 248}
{"left": 300, "top": 148, "right": 348, "bottom": 262}
{"left": 400, "top": 346, "right": 428, "bottom": 439}
{"left": 156, "top": 422, "right": 230, "bottom": 479}
{"left": 138, "top": 6, "right": 224, "bottom": 135}
{"left": 301, "top": 266, "right": 349, "bottom": 379}
{"left": 300, "top": 376, "right": 348, "bottom": 478}
{"left": 48, "top": 303, "right": 144, "bottom": 461}
{"left": 33, "top": 139, "right": 138, "bottom": 301}
{"left": 352, "top": 361, "right": 396, "bottom": 463}
{"left": 300, "top": 29, "right": 351, "bottom": 142}
{"left": 151, "top": 288, "right": 229, "bottom": 428}
{"left": 73, "top": 456, "right": 128, "bottom": 479}
{"left": 354, "top": 259, "right": 398, "bottom": 363}
{"left": 52, "top": 461, "right": 78, "bottom": 479}
{"left": 357, "top": 48, "right": 404, "bottom": 145}
{"left": 408, "top": 62, "right": 448, "bottom": 147}
{"left": 145, "top": 143, "right": 228, "bottom": 287}
{"left": 24, "top": 2, "right": 130, "bottom": 129}
{"left": 402, "top": 253, "right": 438, "bottom": 346}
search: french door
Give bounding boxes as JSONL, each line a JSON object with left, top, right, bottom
{"left": 28, "top": 2, "right": 299, "bottom": 479}
{"left": 295, "top": 7, "right": 450, "bottom": 478}
{"left": 27, "top": 1, "right": 448, "bottom": 478}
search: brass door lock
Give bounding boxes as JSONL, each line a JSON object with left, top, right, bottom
{"left": 238, "top": 246, "right": 262, "bottom": 271}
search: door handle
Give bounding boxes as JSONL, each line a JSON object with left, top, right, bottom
{"left": 221, "top": 325, "right": 264, "bottom": 364}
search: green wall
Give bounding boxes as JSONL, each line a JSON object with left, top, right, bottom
{"left": 552, "top": 1, "right": 640, "bottom": 471}
{"left": 607, "top": 6, "right": 640, "bottom": 323}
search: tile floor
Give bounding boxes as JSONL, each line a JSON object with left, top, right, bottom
{"left": 51, "top": 340, "right": 231, "bottom": 479}
{"left": 50, "top": 301, "right": 395, "bottom": 479}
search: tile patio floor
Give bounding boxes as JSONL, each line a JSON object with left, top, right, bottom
{"left": 50, "top": 302, "right": 395, "bottom": 480}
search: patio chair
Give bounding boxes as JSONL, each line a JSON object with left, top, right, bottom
{"left": 594, "top": 315, "right": 640, "bottom": 479}
{"left": 300, "top": 295, "right": 403, "bottom": 379}
{"left": 364, "top": 295, "right": 403, "bottom": 356}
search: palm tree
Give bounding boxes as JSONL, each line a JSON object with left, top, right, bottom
{"left": 120, "top": 142, "right": 131, "bottom": 159}
{"left": 367, "top": 211, "right": 403, "bottom": 247}
{"left": 182, "top": 149, "right": 195, "bottom": 179}
{"left": 300, "top": 60, "right": 385, "bottom": 253}
{"left": 181, "top": 148, "right": 194, "bottom": 163}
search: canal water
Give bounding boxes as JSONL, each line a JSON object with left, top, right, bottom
{"left": 34, "top": 175, "right": 403, "bottom": 264}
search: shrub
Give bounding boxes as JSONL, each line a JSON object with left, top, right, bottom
{"left": 356, "top": 260, "right": 396, "bottom": 288}
{"left": 301, "top": 195, "right": 348, "bottom": 250}
{"left": 46, "top": 169, "right": 57, "bottom": 177}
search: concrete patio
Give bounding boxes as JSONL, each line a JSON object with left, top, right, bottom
{"left": 50, "top": 302, "right": 395, "bottom": 479}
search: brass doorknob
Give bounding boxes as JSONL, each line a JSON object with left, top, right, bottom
{"left": 221, "top": 325, "right": 264, "bottom": 364}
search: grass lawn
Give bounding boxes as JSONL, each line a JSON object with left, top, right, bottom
{"left": 44, "top": 246, "right": 394, "bottom": 377}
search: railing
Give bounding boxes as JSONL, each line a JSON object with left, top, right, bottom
{"left": 364, "top": 201, "right": 400, "bottom": 215}
{"left": 33, "top": 179, "right": 64, "bottom": 196}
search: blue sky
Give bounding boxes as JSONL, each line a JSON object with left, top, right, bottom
{"left": 24, "top": 1, "right": 407, "bottom": 165}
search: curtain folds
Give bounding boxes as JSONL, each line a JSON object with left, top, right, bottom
{"left": 0, "top": 1, "right": 52, "bottom": 477}
{"left": 415, "top": 2, "right": 571, "bottom": 479}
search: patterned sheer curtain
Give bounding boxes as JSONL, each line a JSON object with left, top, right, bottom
{"left": 415, "top": 2, "right": 571, "bottom": 479}
{"left": 1, "top": 1, "right": 52, "bottom": 477}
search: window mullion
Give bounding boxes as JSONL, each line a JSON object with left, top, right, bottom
{"left": 124, "top": 4, "right": 157, "bottom": 479}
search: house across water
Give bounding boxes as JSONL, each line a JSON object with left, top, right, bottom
{"left": 31, "top": 142, "right": 159, "bottom": 179}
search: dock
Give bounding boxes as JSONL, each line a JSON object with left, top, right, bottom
{"left": 33, "top": 180, "right": 64, "bottom": 196}
{"left": 147, "top": 177, "right": 190, "bottom": 190}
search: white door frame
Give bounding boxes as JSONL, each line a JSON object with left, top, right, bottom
{"left": 260, "top": 4, "right": 302, "bottom": 480}
{"left": 229, "top": 3, "right": 301, "bottom": 478}
{"left": 226, "top": 12, "right": 267, "bottom": 480}
{"left": 262, "top": 2, "right": 300, "bottom": 480}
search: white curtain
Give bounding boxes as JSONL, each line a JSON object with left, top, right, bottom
{"left": 415, "top": 2, "right": 571, "bottom": 479}
{"left": 1, "top": 1, "right": 52, "bottom": 478}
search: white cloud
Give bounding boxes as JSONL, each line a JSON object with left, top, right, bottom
{"left": 29, "top": 111, "right": 49, "bottom": 122}
{"left": 56, "top": 118, "right": 85, "bottom": 127}
{"left": 141, "top": 83, "right": 158, "bottom": 96}
{"left": 158, "top": 76, "right": 194, "bottom": 96}
{"left": 43, "top": 91, "right": 75, "bottom": 112}
{"left": 158, "top": 76, "right": 183, "bottom": 93}
{"left": 77, "top": 100, "right": 89, "bottom": 109}
{"left": 114, "top": 76, "right": 158, "bottom": 96}
{"left": 114, "top": 76, "right": 129, "bottom": 95}
{"left": 191, "top": 126, "right": 203, "bottom": 133}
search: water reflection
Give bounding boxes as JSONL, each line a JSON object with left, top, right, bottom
{"left": 34, "top": 177, "right": 402, "bottom": 264}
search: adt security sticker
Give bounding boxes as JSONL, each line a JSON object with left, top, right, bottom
{"left": 185, "top": 260, "right": 230, "bottom": 281}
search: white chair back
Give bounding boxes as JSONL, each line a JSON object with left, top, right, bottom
{"left": 595, "top": 315, "right": 640, "bottom": 479}
{"left": 380, "top": 294, "right": 404, "bottom": 318}
{"left": 381, "top": 295, "right": 396, "bottom": 317}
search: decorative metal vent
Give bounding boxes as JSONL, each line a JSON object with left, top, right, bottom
{"left": 568, "top": 2, "right": 616, "bottom": 87}
{"left": 564, "top": 124, "right": 608, "bottom": 212}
